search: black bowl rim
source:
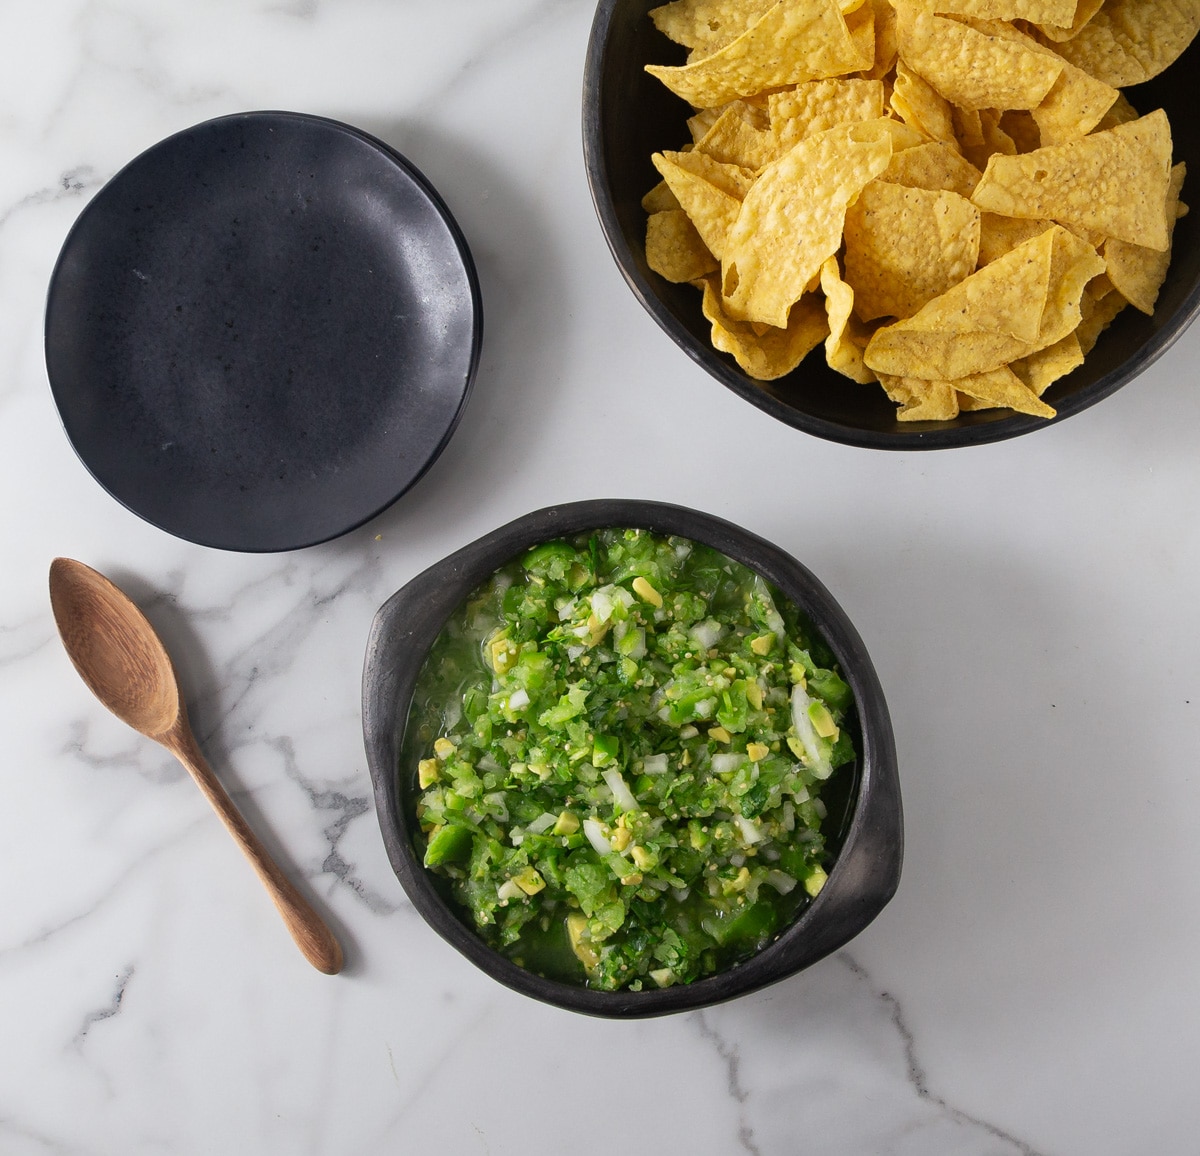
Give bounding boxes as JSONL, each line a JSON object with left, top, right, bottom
{"left": 581, "top": 0, "right": 1200, "bottom": 451}
{"left": 363, "top": 499, "right": 902, "bottom": 1017}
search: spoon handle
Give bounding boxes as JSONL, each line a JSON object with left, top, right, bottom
{"left": 165, "top": 723, "right": 344, "bottom": 975}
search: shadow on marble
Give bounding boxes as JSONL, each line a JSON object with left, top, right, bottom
{"left": 335, "top": 116, "right": 574, "bottom": 548}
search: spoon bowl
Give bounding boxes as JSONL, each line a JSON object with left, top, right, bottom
{"left": 49, "top": 557, "right": 343, "bottom": 975}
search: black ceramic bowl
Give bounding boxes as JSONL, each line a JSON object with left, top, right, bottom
{"left": 582, "top": 1, "right": 1200, "bottom": 449}
{"left": 363, "top": 500, "right": 901, "bottom": 1017}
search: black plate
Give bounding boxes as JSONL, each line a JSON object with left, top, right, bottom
{"left": 45, "top": 112, "right": 483, "bottom": 551}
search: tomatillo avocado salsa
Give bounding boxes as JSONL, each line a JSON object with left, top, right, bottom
{"left": 403, "top": 529, "right": 856, "bottom": 992}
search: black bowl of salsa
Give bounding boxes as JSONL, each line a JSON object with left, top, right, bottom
{"left": 363, "top": 500, "right": 901, "bottom": 1017}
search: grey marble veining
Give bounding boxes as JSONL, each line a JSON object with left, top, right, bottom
{"left": 3, "top": 1, "right": 1200, "bottom": 1153}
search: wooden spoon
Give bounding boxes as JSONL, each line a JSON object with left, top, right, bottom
{"left": 49, "top": 557, "right": 344, "bottom": 975}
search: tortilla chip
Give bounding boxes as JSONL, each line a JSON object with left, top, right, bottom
{"left": 646, "top": 210, "right": 720, "bottom": 282}
{"left": 952, "top": 365, "right": 1057, "bottom": 417}
{"left": 1076, "top": 282, "right": 1129, "bottom": 353}
{"left": 882, "top": 141, "right": 983, "bottom": 198}
{"left": 895, "top": 8, "right": 1064, "bottom": 110}
{"left": 959, "top": 18, "right": 1118, "bottom": 144}
{"left": 864, "top": 229, "right": 1057, "bottom": 378}
{"left": 1037, "top": 0, "right": 1104, "bottom": 42}
{"left": 890, "top": 60, "right": 957, "bottom": 144}
{"left": 820, "top": 257, "right": 878, "bottom": 381}
{"left": 699, "top": 275, "right": 829, "bottom": 379}
{"left": 1055, "top": 0, "right": 1200, "bottom": 87}
{"left": 652, "top": 151, "right": 746, "bottom": 259}
{"left": 843, "top": 181, "right": 981, "bottom": 320}
{"left": 999, "top": 110, "right": 1041, "bottom": 153}
{"left": 970, "top": 110, "right": 1174, "bottom": 251}
{"left": 846, "top": 0, "right": 877, "bottom": 69}
{"left": 977, "top": 215, "right": 1055, "bottom": 265}
{"left": 879, "top": 375, "right": 961, "bottom": 420}
{"left": 1012, "top": 332, "right": 1084, "bottom": 394}
{"left": 1034, "top": 224, "right": 1107, "bottom": 347}
{"left": 696, "top": 104, "right": 779, "bottom": 170}
{"left": 650, "top": 0, "right": 778, "bottom": 52}
{"left": 645, "top": 0, "right": 863, "bottom": 108}
{"left": 932, "top": 0, "right": 1076, "bottom": 21}
{"left": 720, "top": 119, "right": 894, "bottom": 327}
{"left": 864, "top": 0, "right": 900, "bottom": 77}
{"left": 769, "top": 79, "right": 886, "bottom": 151}
{"left": 1104, "top": 163, "right": 1188, "bottom": 314}
{"left": 642, "top": 180, "right": 682, "bottom": 213}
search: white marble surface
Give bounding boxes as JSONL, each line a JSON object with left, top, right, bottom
{"left": 3, "top": 2, "right": 1200, "bottom": 1153}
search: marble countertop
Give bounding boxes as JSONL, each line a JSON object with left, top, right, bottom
{"left": 4, "top": 2, "right": 1199, "bottom": 1153}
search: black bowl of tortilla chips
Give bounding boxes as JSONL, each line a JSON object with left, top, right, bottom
{"left": 583, "top": 0, "right": 1200, "bottom": 449}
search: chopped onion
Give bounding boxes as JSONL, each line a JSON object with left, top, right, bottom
{"left": 642, "top": 753, "right": 668, "bottom": 775}
{"left": 711, "top": 752, "right": 745, "bottom": 776}
{"left": 734, "top": 815, "right": 763, "bottom": 845}
{"left": 590, "top": 585, "right": 616, "bottom": 623}
{"left": 507, "top": 688, "right": 530, "bottom": 711}
{"left": 765, "top": 870, "right": 797, "bottom": 895}
{"left": 526, "top": 812, "right": 557, "bottom": 834}
{"left": 602, "top": 769, "right": 638, "bottom": 812}
{"left": 583, "top": 818, "right": 612, "bottom": 856}
{"left": 689, "top": 619, "right": 723, "bottom": 650}
{"left": 791, "top": 683, "right": 833, "bottom": 780}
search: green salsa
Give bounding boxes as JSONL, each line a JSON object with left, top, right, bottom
{"left": 403, "top": 529, "right": 856, "bottom": 992}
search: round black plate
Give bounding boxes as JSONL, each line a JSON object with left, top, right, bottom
{"left": 45, "top": 111, "right": 483, "bottom": 551}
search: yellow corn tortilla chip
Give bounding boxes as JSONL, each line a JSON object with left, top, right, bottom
{"left": 1076, "top": 280, "right": 1128, "bottom": 353}
{"left": 688, "top": 107, "right": 724, "bottom": 142}
{"left": 1055, "top": 0, "right": 1200, "bottom": 87}
{"left": 659, "top": 147, "right": 757, "bottom": 198}
{"left": 1104, "top": 163, "right": 1188, "bottom": 314}
{"left": 720, "top": 119, "right": 894, "bottom": 327}
{"left": 1032, "top": 223, "right": 1107, "bottom": 347}
{"left": 645, "top": 0, "right": 863, "bottom": 109}
{"left": 896, "top": 9, "right": 1064, "bottom": 111}
{"left": 1095, "top": 91, "right": 1139, "bottom": 131}
{"left": 820, "top": 257, "right": 878, "bottom": 382}
{"left": 882, "top": 141, "right": 983, "bottom": 198}
{"left": 959, "top": 18, "right": 1119, "bottom": 144}
{"left": 649, "top": 0, "right": 778, "bottom": 51}
{"left": 952, "top": 365, "right": 1057, "bottom": 416}
{"left": 642, "top": 180, "right": 682, "bottom": 213}
{"left": 977, "top": 215, "right": 1055, "bottom": 265}
{"left": 646, "top": 210, "right": 720, "bottom": 282}
{"left": 878, "top": 375, "right": 961, "bottom": 420}
{"left": 846, "top": 0, "right": 877, "bottom": 69}
{"left": 843, "top": 181, "right": 981, "bottom": 321}
{"left": 864, "top": 228, "right": 1058, "bottom": 378}
{"left": 696, "top": 104, "right": 778, "bottom": 170}
{"left": 889, "top": 61, "right": 957, "bottom": 144}
{"left": 1031, "top": 59, "right": 1118, "bottom": 144}
{"left": 698, "top": 275, "right": 829, "bottom": 379}
{"left": 999, "top": 110, "right": 1041, "bottom": 153}
{"left": 954, "top": 106, "right": 985, "bottom": 150}
{"left": 961, "top": 109, "right": 1019, "bottom": 171}
{"left": 932, "top": 0, "right": 1076, "bottom": 20}
{"left": 652, "top": 151, "right": 746, "bottom": 259}
{"left": 1038, "top": 0, "right": 1104, "bottom": 42}
{"left": 970, "top": 110, "right": 1174, "bottom": 251}
{"left": 769, "top": 79, "right": 886, "bottom": 150}
{"left": 864, "top": 0, "right": 900, "bottom": 78}
{"left": 1012, "top": 332, "right": 1084, "bottom": 394}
